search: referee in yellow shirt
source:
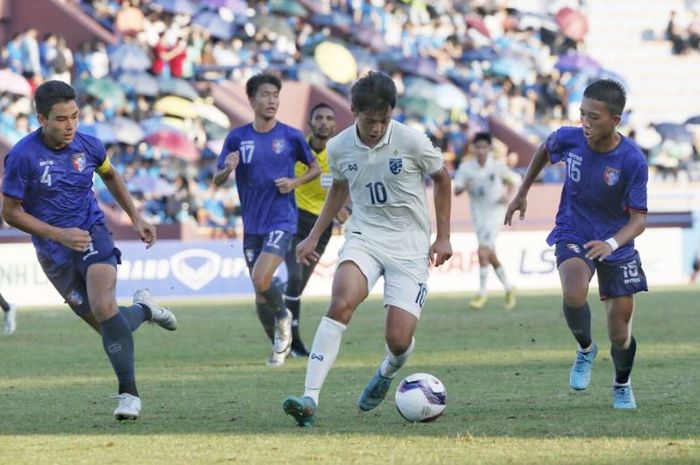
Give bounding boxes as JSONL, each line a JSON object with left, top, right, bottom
{"left": 284, "top": 103, "right": 340, "bottom": 357}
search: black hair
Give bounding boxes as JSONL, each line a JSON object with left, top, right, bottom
{"left": 583, "top": 79, "right": 627, "bottom": 117}
{"left": 246, "top": 73, "right": 282, "bottom": 98}
{"left": 34, "top": 80, "right": 76, "bottom": 117}
{"left": 350, "top": 70, "right": 397, "bottom": 113}
{"left": 309, "top": 102, "right": 334, "bottom": 120}
{"left": 473, "top": 132, "right": 492, "bottom": 145}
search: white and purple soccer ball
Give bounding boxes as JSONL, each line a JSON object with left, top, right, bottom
{"left": 394, "top": 373, "right": 447, "bottom": 422}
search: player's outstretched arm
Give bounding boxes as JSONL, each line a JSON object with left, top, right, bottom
{"left": 99, "top": 164, "right": 157, "bottom": 248}
{"left": 429, "top": 166, "right": 453, "bottom": 267}
{"left": 1, "top": 196, "right": 91, "bottom": 251}
{"left": 297, "top": 179, "right": 349, "bottom": 265}
{"left": 505, "top": 142, "right": 549, "bottom": 225}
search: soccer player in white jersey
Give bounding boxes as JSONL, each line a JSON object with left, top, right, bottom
{"left": 454, "top": 132, "right": 519, "bottom": 310}
{"left": 282, "top": 71, "right": 453, "bottom": 427}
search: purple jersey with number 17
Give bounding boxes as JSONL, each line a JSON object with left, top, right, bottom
{"left": 545, "top": 126, "right": 648, "bottom": 261}
{"left": 217, "top": 122, "right": 314, "bottom": 235}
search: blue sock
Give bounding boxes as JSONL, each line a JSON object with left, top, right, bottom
{"left": 100, "top": 313, "right": 138, "bottom": 396}
{"left": 119, "top": 305, "right": 148, "bottom": 331}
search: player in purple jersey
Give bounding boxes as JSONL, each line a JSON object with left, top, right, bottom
{"left": 505, "top": 79, "right": 647, "bottom": 410}
{"left": 213, "top": 73, "right": 320, "bottom": 367}
{"left": 1, "top": 81, "right": 178, "bottom": 420}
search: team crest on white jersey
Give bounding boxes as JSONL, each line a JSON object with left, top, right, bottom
{"left": 72, "top": 152, "right": 86, "bottom": 172}
{"left": 389, "top": 158, "right": 402, "bottom": 174}
{"left": 604, "top": 167, "right": 620, "bottom": 186}
{"left": 272, "top": 139, "right": 285, "bottom": 154}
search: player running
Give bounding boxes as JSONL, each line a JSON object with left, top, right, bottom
{"left": 282, "top": 71, "right": 452, "bottom": 427}
{"left": 2, "top": 80, "right": 177, "bottom": 420}
{"left": 505, "top": 79, "right": 648, "bottom": 410}
{"left": 213, "top": 73, "right": 320, "bottom": 367}
{"left": 454, "top": 132, "right": 519, "bottom": 310}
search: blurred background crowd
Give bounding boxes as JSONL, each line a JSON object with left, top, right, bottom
{"left": 2, "top": 0, "right": 700, "bottom": 233}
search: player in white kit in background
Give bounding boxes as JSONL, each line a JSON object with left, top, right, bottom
{"left": 454, "top": 132, "right": 519, "bottom": 310}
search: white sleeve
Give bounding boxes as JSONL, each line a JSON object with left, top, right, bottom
{"left": 327, "top": 141, "right": 346, "bottom": 181}
{"left": 415, "top": 133, "right": 444, "bottom": 176}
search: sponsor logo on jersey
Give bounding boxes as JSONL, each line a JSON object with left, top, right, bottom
{"left": 72, "top": 152, "right": 86, "bottom": 172}
{"left": 567, "top": 243, "right": 581, "bottom": 254}
{"left": 389, "top": 158, "right": 402, "bottom": 174}
{"left": 604, "top": 167, "right": 620, "bottom": 186}
{"left": 272, "top": 139, "right": 285, "bottom": 154}
{"left": 347, "top": 163, "right": 358, "bottom": 172}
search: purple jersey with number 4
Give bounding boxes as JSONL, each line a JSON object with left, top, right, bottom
{"left": 2, "top": 129, "right": 108, "bottom": 265}
{"left": 545, "top": 126, "right": 648, "bottom": 261}
{"left": 217, "top": 122, "right": 314, "bottom": 235}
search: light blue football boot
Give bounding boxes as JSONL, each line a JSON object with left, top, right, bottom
{"left": 569, "top": 343, "right": 598, "bottom": 390}
{"left": 612, "top": 383, "right": 637, "bottom": 410}
{"left": 357, "top": 369, "right": 393, "bottom": 411}
{"left": 283, "top": 396, "right": 317, "bottom": 427}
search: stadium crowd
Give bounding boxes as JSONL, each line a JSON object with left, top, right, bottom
{"left": 2, "top": 0, "right": 700, "bottom": 231}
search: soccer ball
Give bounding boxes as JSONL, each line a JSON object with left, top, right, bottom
{"left": 394, "top": 373, "right": 447, "bottom": 422}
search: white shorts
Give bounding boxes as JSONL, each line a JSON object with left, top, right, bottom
{"left": 337, "top": 237, "right": 430, "bottom": 318}
{"left": 473, "top": 207, "right": 504, "bottom": 248}
{"left": 475, "top": 222, "right": 502, "bottom": 248}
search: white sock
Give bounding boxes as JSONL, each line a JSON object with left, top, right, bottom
{"left": 379, "top": 338, "right": 415, "bottom": 378}
{"left": 303, "top": 316, "right": 346, "bottom": 406}
{"left": 494, "top": 266, "right": 512, "bottom": 291}
{"left": 479, "top": 266, "right": 489, "bottom": 296}
{"left": 578, "top": 342, "right": 595, "bottom": 353}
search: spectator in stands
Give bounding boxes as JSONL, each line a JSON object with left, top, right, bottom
{"left": 665, "top": 10, "right": 689, "bottom": 55}
{"left": 20, "top": 28, "right": 41, "bottom": 79}
{"left": 115, "top": 0, "right": 145, "bottom": 37}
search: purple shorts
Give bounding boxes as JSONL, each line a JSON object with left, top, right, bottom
{"left": 555, "top": 241, "right": 648, "bottom": 300}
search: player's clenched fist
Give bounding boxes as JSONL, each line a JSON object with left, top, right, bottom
{"left": 57, "top": 227, "right": 92, "bottom": 252}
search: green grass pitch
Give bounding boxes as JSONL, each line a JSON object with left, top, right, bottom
{"left": 1, "top": 288, "right": 699, "bottom": 464}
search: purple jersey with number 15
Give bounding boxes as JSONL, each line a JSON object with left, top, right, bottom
{"left": 545, "top": 126, "right": 648, "bottom": 261}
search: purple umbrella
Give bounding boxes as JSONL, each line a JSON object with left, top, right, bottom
{"left": 201, "top": 0, "right": 248, "bottom": 15}
{"left": 393, "top": 57, "right": 439, "bottom": 81}
{"left": 192, "top": 11, "right": 236, "bottom": 41}
{"left": 151, "top": 0, "right": 199, "bottom": 16}
{"left": 555, "top": 53, "right": 600, "bottom": 72}
{"left": 654, "top": 123, "right": 693, "bottom": 143}
{"left": 79, "top": 123, "right": 119, "bottom": 144}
